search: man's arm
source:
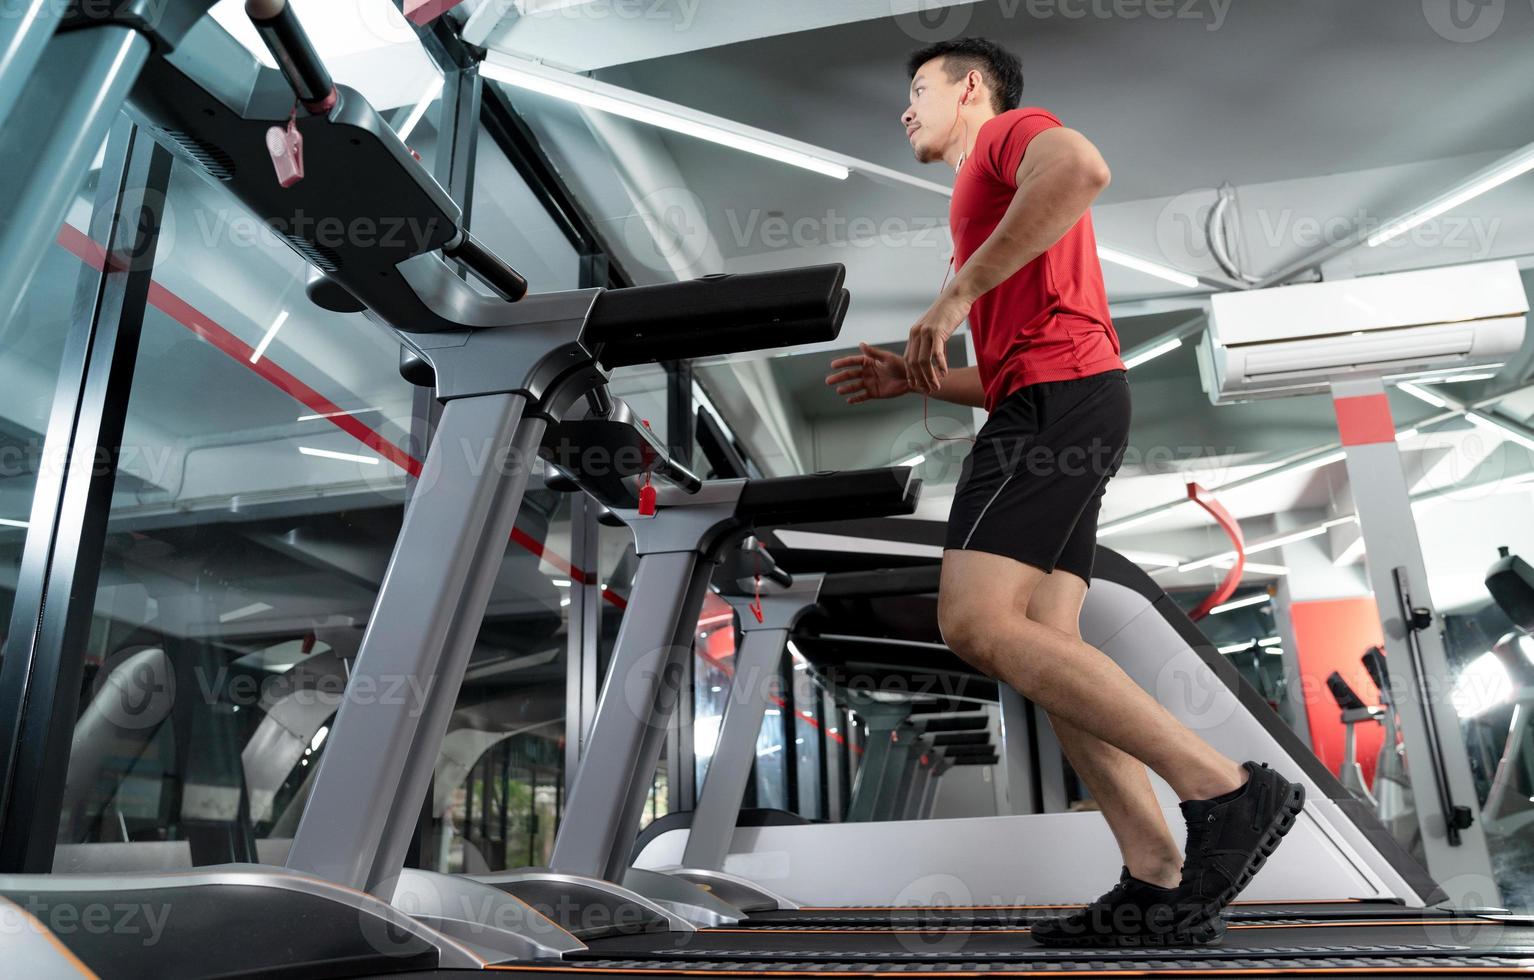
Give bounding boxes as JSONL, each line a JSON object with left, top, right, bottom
{"left": 929, "top": 365, "right": 986, "bottom": 408}
{"left": 948, "top": 127, "right": 1111, "bottom": 306}
{"left": 904, "top": 127, "right": 1111, "bottom": 393}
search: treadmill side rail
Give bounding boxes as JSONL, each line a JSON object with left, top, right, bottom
{"left": 621, "top": 867, "right": 745, "bottom": 927}
{"left": 473, "top": 869, "right": 697, "bottom": 938}
{"left": 0, "top": 865, "right": 486, "bottom": 973}
{"left": 392, "top": 868, "right": 585, "bottom": 961}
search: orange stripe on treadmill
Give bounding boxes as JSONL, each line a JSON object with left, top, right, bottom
{"left": 798, "top": 898, "right": 1368, "bottom": 911}
{"left": 701, "top": 918, "right": 1487, "bottom": 935}
{"left": 1334, "top": 393, "right": 1398, "bottom": 446}
{"left": 488, "top": 965, "right": 1534, "bottom": 977}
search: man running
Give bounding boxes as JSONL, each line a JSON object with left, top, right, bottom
{"left": 824, "top": 37, "right": 1304, "bottom": 947}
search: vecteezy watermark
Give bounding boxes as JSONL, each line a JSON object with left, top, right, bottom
{"left": 619, "top": 646, "right": 691, "bottom": 731}
{"left": 1421, "top": 0, "right": 1505, "bottom": 42}
{"left": 1153, "top": 650, "right": 1241, "bottom": 731}
{"left": 624, "top": 190, "right": 952, "bottom": 273}
{"left": 892, "top": 0, "right": 1232, "bottom": 42}
{"left": 3, "top": 0, "right": 172, "bottom": 26}
{"left": 0, "top": 896, "right": 171, "bottom": 948}
{"left": 91, "top": 646, "right": 177, "bottom": 731}
{"left": 0, "top": 438, "right": 180, "bottom": 485}
{"left": 723, "top": 209, "right": 950, "bottom": 253}
{"left": 1154, "top": 188, "right": 1503, "bottom": 274}
{"left": 884, "top": 420, "right": 1241, "bottom": 488}
{"left": 88, "top": 650, "right": 440, "bottom": 731}
{"left": 171, "top": 205, "right": 450, "bottom": 260}
{"left": 624, "top": 186, "right": 713, "bottom": 275}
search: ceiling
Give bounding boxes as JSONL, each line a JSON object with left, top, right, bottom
{"left": 475, "top": 0, "right": 1534, "bottom": 610}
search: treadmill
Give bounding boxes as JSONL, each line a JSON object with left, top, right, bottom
{"left": 548, "top": 543, "right": 1534, "bottom": 977}
{"left": 0, "top": 1, "right": 879, "bottom": 975}
{"left": 2, "top": 2, "right": 1532, "bottom": 976}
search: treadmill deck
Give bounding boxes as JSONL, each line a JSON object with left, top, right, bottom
{"left": 485, "top": 901, "right": 1534, "bottom": 977}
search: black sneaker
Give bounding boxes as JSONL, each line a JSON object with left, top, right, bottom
{"left": 1030, "top": 868, "right": 1226, "bottom": 948}
{"left": 1175, "top": 761, "right": 1306, "bottom": 925}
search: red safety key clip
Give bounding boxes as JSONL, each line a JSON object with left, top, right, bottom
{"left": 638, "top": 420, "right": 657, "bottom": 516}
{"left": 267, "top": 102, "right": 305, "bottom": 188}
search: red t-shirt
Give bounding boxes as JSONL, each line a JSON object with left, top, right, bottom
{"left": 951, "top": 108, "right": 1124, "bottom": 412}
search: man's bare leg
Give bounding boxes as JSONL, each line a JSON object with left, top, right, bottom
{"left": 1026, "top": 571, "right": 1183, "bottom": 889}
{"left": 938, "top": 549, "right": 1246, "bottom": 802}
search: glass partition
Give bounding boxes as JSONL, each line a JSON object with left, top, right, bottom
{"left": 48, "top": 121, "right": 584, "bottom": 869}
{"left": 1404, "top": 427, "right": 1534, "bottom": 910}
{"left": 0, "top": 162, "right": 100, "bottom": 646}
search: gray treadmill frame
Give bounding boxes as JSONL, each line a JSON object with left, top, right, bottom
{"left": 680, "top": 576, "right": 824, "bottom": 871}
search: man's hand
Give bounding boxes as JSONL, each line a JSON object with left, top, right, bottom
{"left": 904, "top": 293, "right": 972, "bottom": 394}
{"left": 826, "top": 342, "right": 912, "bottom": 404}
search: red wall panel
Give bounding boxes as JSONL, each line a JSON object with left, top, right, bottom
{"left": 1289, "top": 596, "right": 1386, "bottom": 784}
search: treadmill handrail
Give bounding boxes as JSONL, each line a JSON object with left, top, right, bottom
{"left": 738, "top": 466, "right": 920, "bottom": 525}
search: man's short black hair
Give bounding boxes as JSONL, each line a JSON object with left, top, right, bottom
{"left": 906, "top": 38, "right": 1023, "bottom": 114}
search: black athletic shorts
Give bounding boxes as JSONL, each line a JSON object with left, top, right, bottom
{"left": 944, "top": 370, "right": 1131, "bottom": 582}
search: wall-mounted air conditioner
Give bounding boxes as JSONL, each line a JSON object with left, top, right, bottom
{"left": 1198, "top": 260, "right": 1527, "bottom": 404}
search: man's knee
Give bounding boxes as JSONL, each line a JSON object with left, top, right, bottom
{"left": 938, "top": 599, "right": 998, "bottom": 675}
{"left": 1025, "top": 605, "right": 1082, "bottom": 641}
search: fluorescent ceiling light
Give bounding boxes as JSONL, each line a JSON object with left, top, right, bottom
{"left": 310, "top": 725, "right": 329, "bottom": 751}
{"left": 250, "top": 310, "right": 289, "bottom": 363}
{"left": 1396, "top": 427, "right": 1419, "bottom": 441}
{"left": 482, "top": 56, "right": 850, "bottom": 180}
{"left": 0, "top": 518, "right": 29, "bottom": 529}
{"left": 1214, "top": 557, "right": 1290, "bottom": 576}
{"left": 899, "top": 454, "right": 926, "bottom": 467}
{"left": 1095, "top": 245, "right": 1201, "bottom": 289}
{"left": 1181, "top": 516, "right": 1357, "bottom": 572}
{"left": 1208, "top": 592, "right": 1273, "bottom": 616}
{"left": 1217, "top": 636, "right": 1283, "bottom": 654}
{"left": 1290, "top": 449, "right": 1349, "bottom": 475}
{"left": 297, "top": 407, "right": 382, "bottom": 422}
{"left": 1120, "top": 550, "right": 1183, "bottom": 568}
{"left": 787, "top": 640, "right": 802, "bottom": 657}
{"left": 552, "top": 579, "right": 572, "bottom": 588}
{"left": 560, "top": 597, "right": 571, "bottom": 607}
{"left": 219, "top": 601, "right": 272, "bottom": 623}
{"left": 396, "top": 74, "right": 444, "bottom": 142}
{"left": 1123, "top": 337, "right": 1183, "bottom": 370}
{"left": 299, "top": 446, "right": 381, "bottom": 465}
{"left": 1111, "top": 447, "right": 1363, "bottom": 540}
{"left": 1466, "top": 412, "right": 1534, "bottom": 452}
{"left": 1098, "top": 501, "right": 1193, "bottom": 537}
{"left": 1368, "top": 144, "right": 1534, "bottom": 247}
{"left": 1397, "top": 382, "right": 1448, "bottom": 408}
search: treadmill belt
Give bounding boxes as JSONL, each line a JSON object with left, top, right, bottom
{"left": 490, "top": 914, "right": 1534, "bottom": 977}
{"left": 573, "top": 918, "right": 1532, "bottom": 958}
{"left": 741, "top": 905, "right": 1460, "bottom": 927}
{"left": 490, "top": 953, "right": 1534, "bottom": 975}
